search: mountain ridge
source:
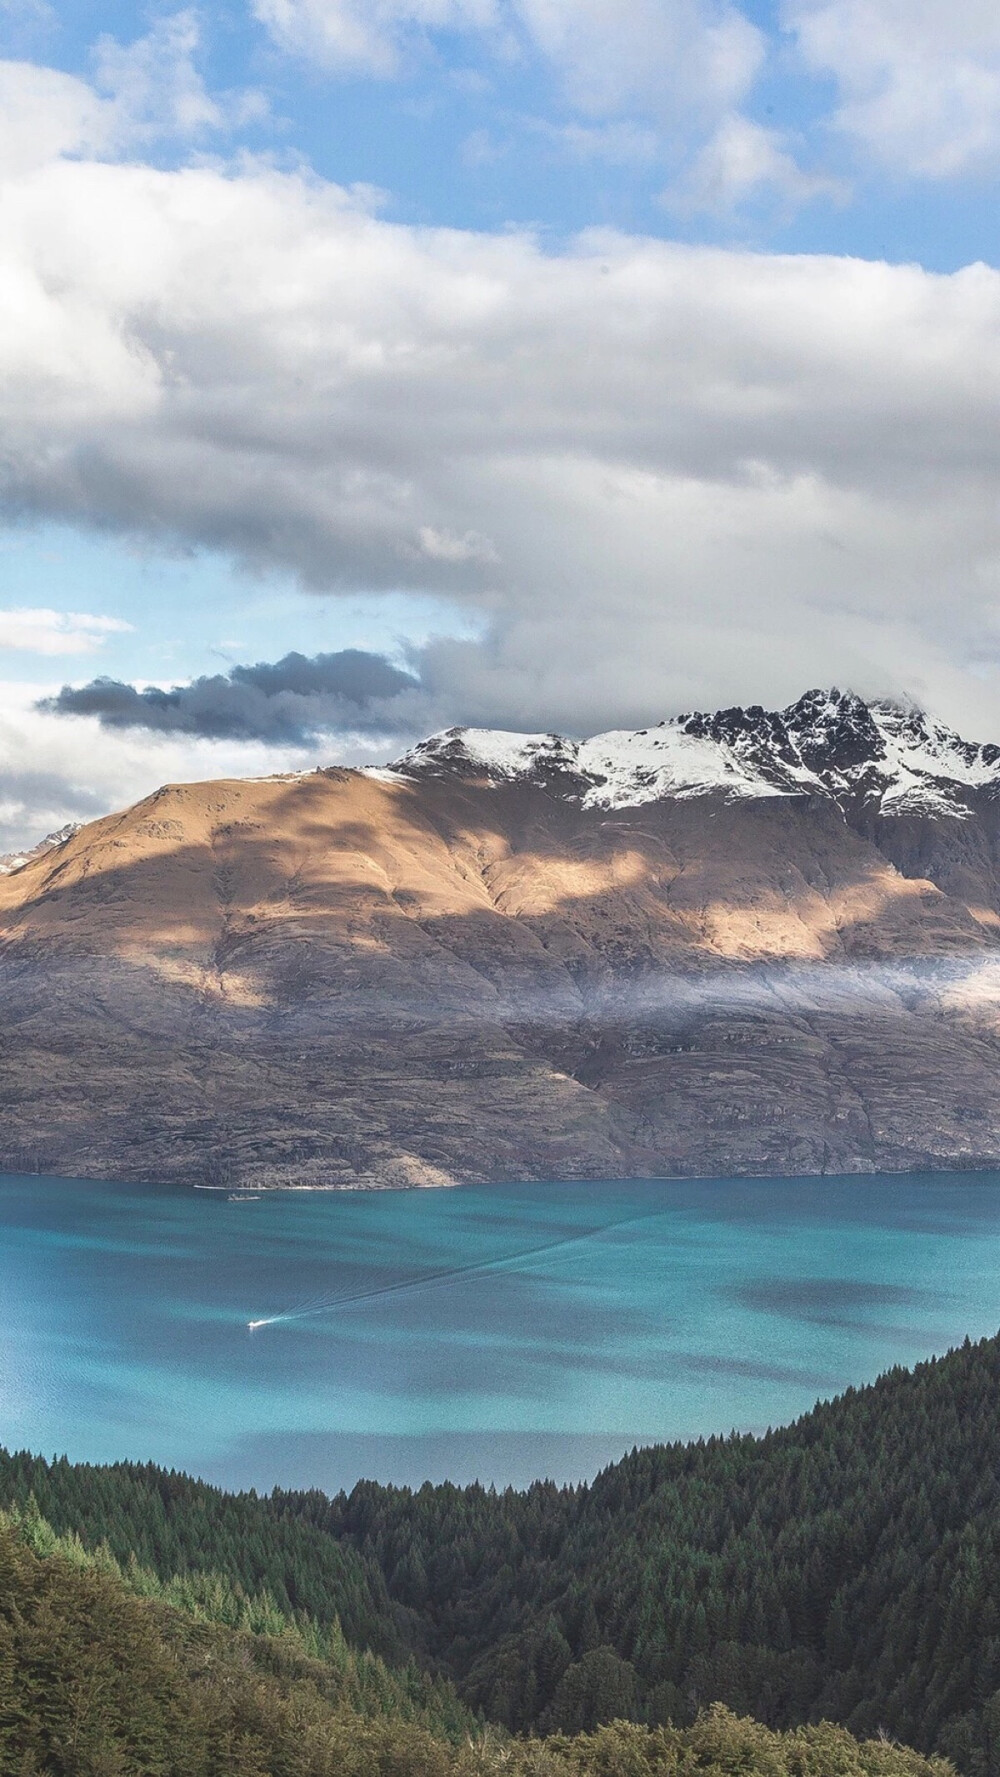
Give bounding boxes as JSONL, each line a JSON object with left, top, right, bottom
{"left": 387, "top": 688, "right": 1000, "bottom": 820}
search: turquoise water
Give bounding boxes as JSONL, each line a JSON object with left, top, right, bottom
{"left": 3, "top": 1172, "right": 1000, "bottom": 1494}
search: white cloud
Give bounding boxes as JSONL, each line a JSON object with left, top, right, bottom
{"left": 251, "top": 0, "right": 1000, "bottom": 190}
{"left": 255, "top": 0, "right": 764, "bottom": 132}
{"left": 91, "top": 10, "right": 228, "bottom": 144}
{"left": 0, "top": 608, "right": 132, "bottom": 654}
{"left": 667, "top": 113, "right": 846, "bottom": 213}
{"left": 512, "top": 0, "right": 763, "bottom": 125}
{"left": 254, "top": 0, "right": 500, "bottom": 76}
{"left": 6, "top": 57, "right": 1000, "bottom": 836}
{"left": 535, "top": 119, "right": 661, "bottom": 166}
{"left": 0, "top": 61, "right": 111, "bottom": 176}
{"left": 417, "top": 525, "right": 498, "bottom": 562}
{"left": 786, "top": 0, "right": 1000, "bottom": 177}
{"left": 0, "top": 13, "right": 256, "bottom": 178}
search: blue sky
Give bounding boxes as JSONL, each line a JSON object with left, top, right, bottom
{"left": 0, "top": 523, "right": 478, "bottom": 685}
{"left": 0, "top": 0, "right": 999, "bottom": 844}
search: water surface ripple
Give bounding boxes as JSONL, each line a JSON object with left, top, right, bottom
{"left": 2, "top": 1172, "right": 999, "bottom": 1492}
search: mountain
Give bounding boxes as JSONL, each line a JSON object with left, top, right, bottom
{"left": 5, "top": 688, "right": 1000, "bottom": 1187}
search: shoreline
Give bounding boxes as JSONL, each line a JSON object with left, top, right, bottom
{"left": 4, "top": 1160, "right": 1000, "bottom": 1196}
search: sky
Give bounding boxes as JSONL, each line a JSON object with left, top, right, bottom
{"left": 0, "top": 0, "right": 999, "bottom": 846}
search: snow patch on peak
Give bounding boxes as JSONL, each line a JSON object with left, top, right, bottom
{"left": 392, "top": 728, "right": 582, "bottom": 782}
{"left": 866, "top": 703, "right": 1000, "bottom": 813}
{"left": 575, "top": 726, "right": 796, "bottom": 808}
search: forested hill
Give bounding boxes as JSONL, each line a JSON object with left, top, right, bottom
{"left": 6, "top": 1333, "right": 1000, "bottom": 1770}
{"left": 0, "top": 1506, "right": 949, "bottom": 1777}
{"left": 307, "top": 1331, "right": 1000, "bottom": 1766}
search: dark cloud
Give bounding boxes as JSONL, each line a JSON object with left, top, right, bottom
{"left": 40, "top": 649, "right": 421, "bottom": 745}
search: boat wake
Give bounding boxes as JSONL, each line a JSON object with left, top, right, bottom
{"left": 245, "top": 1206, "right": 665, "bottom": 1333}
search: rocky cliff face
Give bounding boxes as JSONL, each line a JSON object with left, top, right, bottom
{"left": 4, "top": 690, "right": 1000, "bottom": 1189}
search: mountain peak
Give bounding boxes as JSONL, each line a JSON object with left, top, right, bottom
{"left": 0, "top": 821, "right": 81, "bottom": 877}
{"left": 388, "top": 690, "right": 1000, "bottom": 819}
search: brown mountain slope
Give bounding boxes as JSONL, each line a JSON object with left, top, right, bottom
{"left": 3, "top": 760, "right": 1000, "bottom": 1187}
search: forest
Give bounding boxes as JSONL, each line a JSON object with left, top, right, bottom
{"left": 0, "top": 1502, "right": 954, "bottom": 1777}
{"left": 5, "top": 1332, "right": 1000, "bottom": 1772}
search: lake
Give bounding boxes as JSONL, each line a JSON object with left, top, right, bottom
{"left": 3, "top": 1171, "right": 1000, "bottom": 1495}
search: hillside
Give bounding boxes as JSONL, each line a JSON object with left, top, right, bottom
{"left": 6, "top": 1331, "right": 1000, "bottom": 1768}
{"left": 0, "top": 1507, "right": 947, "bottom": 1777}
{"left": 4, "top": 688, "right": 1000, "bottom": 1185}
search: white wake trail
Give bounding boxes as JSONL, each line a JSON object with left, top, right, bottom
{"left": 245, "top": 1207, "right": 667, "bottom": 1333}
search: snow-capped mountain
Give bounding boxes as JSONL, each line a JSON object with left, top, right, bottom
{"left": 0, "top": 822, "right": 81, "bottom": 877}
{"left": 8, "top": 706, "right": 1000, "bottom": 1189}
{"left": 391, "top": 689, "right": 1000, "bottom": 819}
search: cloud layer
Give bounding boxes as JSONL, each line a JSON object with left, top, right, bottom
{"left": 0, "top": 678, "right": 339, "bottom": 851}
{"left": 787, "top": 0, "right": 1000, "bottom": 177}
{"left": 0, "top": 608, "right": 131, "bottom": 654}
{"left": 2, "top": 120, "right": 1000, "bottom": 738}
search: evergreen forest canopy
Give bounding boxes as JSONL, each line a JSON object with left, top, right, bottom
{"left": 4, "top": 1332, "right": 1000, "bottom": 1774}
{"left": 0, "top": 1505, "right": 950, "bottom": 1777}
